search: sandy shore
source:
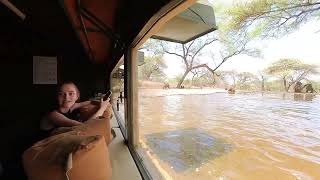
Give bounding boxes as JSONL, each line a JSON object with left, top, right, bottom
{"left": 138, "top": 88, "right": 227, "bottom": 97}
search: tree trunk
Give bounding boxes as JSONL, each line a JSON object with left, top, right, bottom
{"left": 146, "top": 73, "right": 152, "bottom": 81}
{"left": 287, "top": 82, "right": 294, "bottom": 92}
{"left": 191, "top": 75, "right": 195, "bottom": 86}
{"left": 232, "top": 76, "right": 236, "bottom": 87}
{"left": 283, "top": 78, "right": 288, "bottom": 92}
{"left": 261, "top": 78, "right": 265, "bottom": 91}
{"left": 176, "top": 70, "right": 190, "bottom": 88}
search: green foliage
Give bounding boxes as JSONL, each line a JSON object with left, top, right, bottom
{"left": 138, "top": 55, "right": 167, "bottom": 82}
{"left": 192, "top": 69, "right": 216, "bottom": 87}
{"left": 305, "top": 80, "right": 320, "bottom": 92}
{"left": 266, "top": 58, "right": 300, "bottom": 77}
{"left": 166, "top": 74, "right": 184, "bottom": 85}
{"left": 139, "top": 39, "right": 165, "bottom": 56}
{"left": 225, "top": 0, "right": 320, "bottom": 38}
{"left": 237, "top": 72, "right": 257, "bottom": 82}
{"left": 314, "top": 81, "right": 320, "bottom": 92}
{"left": 266, "top": 58, "right": 318, "bottom": 77}
{"left": 265, "top": 80, "right": 284, "bottom": 91}
{"left": 247, "top": 21, "right": 267, "bottom": 39}
{"left": 265, "top": 58, "right": 319, "bottom": 91}
{"left": 235, "top": 72, "right": 258, "bottom": 90}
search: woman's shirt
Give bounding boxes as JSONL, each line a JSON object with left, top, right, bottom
{"left": 60, "top": 109, "right": 81, "bottom": 121}
{"left": 40, "top": 109, "right": 81, "bottom": 131}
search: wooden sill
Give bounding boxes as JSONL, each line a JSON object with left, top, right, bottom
{"left": 108, "top": 114, "right": 142, "bottom": 180}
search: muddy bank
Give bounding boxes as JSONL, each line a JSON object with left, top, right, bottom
{"left": 138, "top": 88, "right": 227, "bottom": 97}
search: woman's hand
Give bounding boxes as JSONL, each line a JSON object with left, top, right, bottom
{"left": 99, "top": 97, "right": 111, "bottom": 111}
{"left": 86, "top": 97, "right": 111, "bottom": 120}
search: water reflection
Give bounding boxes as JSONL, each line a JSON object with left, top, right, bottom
{"left": 138, "top": 93, "right": 320, "bottom": 179}
{"left": 145, "top": 128, "right": 232, "bottom": 172}
{"left": 293, "top": 93, "right": 316, "bottom": 101}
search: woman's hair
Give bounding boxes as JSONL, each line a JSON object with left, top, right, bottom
{"left": 57, "top": 81, "right": 80, "bottom": 101}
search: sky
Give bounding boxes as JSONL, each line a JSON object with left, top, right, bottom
{"left": 162, "top": 1, "right": 320, "bottom": 80}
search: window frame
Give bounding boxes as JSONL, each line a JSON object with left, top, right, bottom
{"left": 123, "top": 0, "right": 199, "bottom": 179}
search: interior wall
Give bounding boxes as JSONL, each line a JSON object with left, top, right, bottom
{"left": 0, "top": 5, "right": 32, "bottom": 177}
{"left": 0, "top": 1, "right": 109, "bottom": 179}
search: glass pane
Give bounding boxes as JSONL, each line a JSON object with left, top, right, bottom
{"left": 131, "top": 0, "right": 320, "bottom": 179}
{"left": 134, "top": 37, "right": 320, "bottom": 179}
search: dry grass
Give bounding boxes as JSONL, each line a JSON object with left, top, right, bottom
{"left": 138, "top": 80, "right": 169, "bottom": 89}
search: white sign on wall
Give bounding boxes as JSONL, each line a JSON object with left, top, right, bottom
{"left": 33, "top": 56, "right": 57, "bottom": 84}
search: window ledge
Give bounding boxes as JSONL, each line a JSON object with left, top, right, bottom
{"left": 109, "top": 115, "right": 142, "bottom": 180}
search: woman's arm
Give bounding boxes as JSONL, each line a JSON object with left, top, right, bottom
{"left": 87, "top": 98, "right": 111, "bottom": 120}
{"left": 71, "top": 100, "right": 91, "bottom": 110}
{"left": 47, "top": 111, "right": 83, "bottom": 127}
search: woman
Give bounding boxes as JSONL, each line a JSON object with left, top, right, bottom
{"left": 40, "top": 81, "right": 111, "bottom": 132}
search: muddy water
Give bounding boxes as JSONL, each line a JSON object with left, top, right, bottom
{"left": 137, "top": 93, "right": 320, "bottom": 180}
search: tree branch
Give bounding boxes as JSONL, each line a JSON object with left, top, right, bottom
{"left": 260, "top": 2, "right": 320, "bottom": 15}
{"left": 163, "top": 50, "right": 184, "bottom": 59}
{"left": 186, "top": 40, "right": 195, "bottom": 56}
{"left": 181, "top": 43, "right": 189, "bottom": 68}
{"left": 190, "top": 38, "right": 218, "bottom": 65}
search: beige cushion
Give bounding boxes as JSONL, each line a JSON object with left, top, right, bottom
{"left": 51, "top": 117, "right": 112, "bottom": 145}
{"left": 23, "top": 132, "right": 112, "bottom": 180}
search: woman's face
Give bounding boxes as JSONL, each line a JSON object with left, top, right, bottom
{"left": 57, "top": 83, "right": 79, "bottom": 108}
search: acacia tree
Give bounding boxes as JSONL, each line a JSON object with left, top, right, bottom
{"left": 226, "top": 0, "right": 320, "bottom": 38}
{"left": 160, "top": 36, "right": 218, "bottom": 88}
{"left": 237, "top": 72, "right": 256, "bottom": 84}
{"left": 213, "top": 70, "right": 230, "bottom": 88}
{"left": 190, "top": 69, "right": 204, "bottom": 86}
{"left": 236, "top": 72, "right": 257, "bottom": 90}
{"left": 266, "top": 58, "right": 318, "bottom": 92}
{"left": 161, "top": 29, "right": 259, "bottom": 88}
{"left": 220, "top": 70, "right": 238, "bottom": 87}
{"left": 141, "top": 22, "right": 260, "bottom": 88}
{"left": 138, "top": 55, "right": 167, "bottom": 81}
{"left": 191, "top": 68, "right": 218, "bottom": 87}
{"left": 139, "top": 39, "right": 164, "bottom": 56}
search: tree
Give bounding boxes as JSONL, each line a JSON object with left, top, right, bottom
{"left": 309, "top": 80, "right": 320, "bottom": 92}
{"left": 226, "top": 0, "right": 320, "bottom": 38}
{"left": 237, "top": 72, "right": 256, "bottom": 84}
{"left": 265, "top": 58, "right": 318, "bottom": 92}
{"left": 160, "top": 35, "right": 218, "bottom": 88}
{"left": 191, "top": 68, "right": 218, "bottom": 87}
{"left": 257, "top": 70, "right": 269, "bottom": 91}
{"left": 190, "top": 69, "right": 207, "bottom": 87}
{"left": 138, "top": 55, "right": 167, "bottom": 81}
{"left": 220, "top": 70, "right": 238, "bottom": 87}
{"left": 236, "top": 72, "right": 257, "bottom": 90}
{"left": 160, "top": 29, "right": 259, "bottom": 88}
{"left": 139, "top": 39, "right": 165, "bottom": 56}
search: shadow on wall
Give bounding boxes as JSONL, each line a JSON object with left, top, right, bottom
{"left": 145, "top": 128, "right": 232, "bottom": 172}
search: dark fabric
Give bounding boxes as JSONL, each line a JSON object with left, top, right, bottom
{"left": 40, "top": 108, "right": 82, "bottom": 138}
{"left": 39, "top": 129, "right": 54, "bottom": 140}
{"left": 60, "top": 109, "right": 81, "bottom": 122}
